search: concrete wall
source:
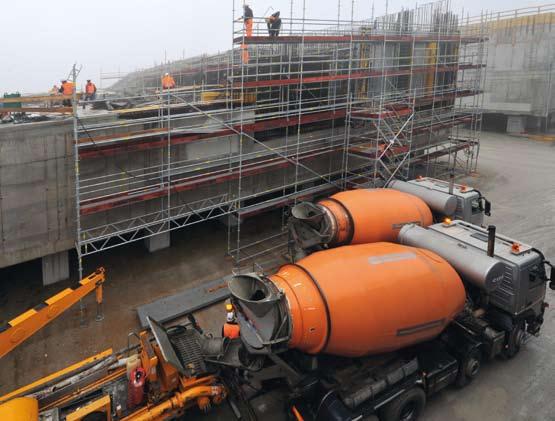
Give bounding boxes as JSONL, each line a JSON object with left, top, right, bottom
{"left": 0, "top": 112, "right": 344, "bottom": 273}
{"left": 482, "top": 15, "right": 555, "bottom": 121}
{"left": 0, "top": 119, "right": 75, "bottom": 268}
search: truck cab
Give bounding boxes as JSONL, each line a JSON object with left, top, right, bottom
{"left": 389, "top": 177, "right": 491, "bottom": 225}
{"left": 428, "top": 220, "right": 549, "bottom": 335}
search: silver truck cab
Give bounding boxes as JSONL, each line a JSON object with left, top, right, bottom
{"left": 428, "top": 221, "right": 547, "bottom": 320}
{"left": 388, "top": 177, "right": 491, "bottom": 225}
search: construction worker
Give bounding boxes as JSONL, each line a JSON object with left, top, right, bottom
{"left": 161, "top": 72, "right": 176, "bottom": 90}
{"left": 49, "top": 85, "right": 60, "bottom": 107}
{"left": 59, "top": 80, "right": 75, "bottom": 107}
{"left": 85, "top": 80, "right": 97, "bottom": 101}
{"left": 238, "top": 4, "right": 254, "bottom": 37}
{"left": 236, "top": 4, "right": 253, "bottom": 63}
{"left": 83, "top": 80, "right": 97, "bottom": 109}
{"left": 222, "top": 303, "right": 240, "bottom": 339}
{"left": 266, "top": 11, "right": 282, "bottom": 38}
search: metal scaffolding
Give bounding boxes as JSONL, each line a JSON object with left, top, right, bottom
{"left": 72, "top": 0, "right": 487, "bottom": 274}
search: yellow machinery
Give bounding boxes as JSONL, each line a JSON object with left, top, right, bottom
{"left": 0, "top": 398, "right": 38, "bottom": 421}
{"left": 0, "top": 317, "right": 227, "bottom": 421}
{"left": 0, "top": 268, "right": 106, "bottom": 359}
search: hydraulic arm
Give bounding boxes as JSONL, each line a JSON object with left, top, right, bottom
{"left": 0, "top": 268, "right": 106, "bottom": 358}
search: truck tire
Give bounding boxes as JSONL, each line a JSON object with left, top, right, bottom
{"left": 502, "top": 321, "right": 525, "bottom": 359}
{"left": 380, "top": 387, "right": 426, "bottom": 421}
{"left": 455, "top": 349, "right": 481, "bottom": 387}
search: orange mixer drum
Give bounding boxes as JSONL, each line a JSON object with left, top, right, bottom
{"left": 318, "top": 189, "right": 433, "bottom": 246}
{"left": 270, "top": 242, "right": 465, "bottom": 357}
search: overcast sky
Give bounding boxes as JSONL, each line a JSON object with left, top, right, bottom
{"left": 0, "top": 0, "right": 546, "bottom": 94}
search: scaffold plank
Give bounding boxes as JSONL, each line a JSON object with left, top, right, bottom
{"left": 233, "top": 35, "right": 486, "bottom": 45}
{"left": 0, "top": 107, "right": 73, "bottom": 114}
{"left": 233, "top": 64, "right": 482, "bottom": 88}
{"left": 0, "top": 94, "right": 82, "bottom": 103}
{"left": 78, "top": 109, "right": 347, "bottom": 158}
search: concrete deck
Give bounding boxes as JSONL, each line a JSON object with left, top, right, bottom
{"left": 0, "top": 131, "right": 554, "bottom": 420}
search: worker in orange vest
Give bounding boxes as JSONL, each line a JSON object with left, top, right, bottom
{"left": 161, "top": 73, "right": 176, "bottom": 90}
{"left": 59, "top": 80, "right": 75, "bottom": 106}
{"left": 239, "top": 4, "right": 254, "bottom": 37}
{"left": 84, "top": 80, "right": 97, "bottom": 109}
{"left": 222, "top": 303, "right": 240, "bottom": 339}
{"left": 237, "top": 4, "right": 253, "bottom": 63}
{"left": 85, "top": 80, "right": 97, "bottom": 100}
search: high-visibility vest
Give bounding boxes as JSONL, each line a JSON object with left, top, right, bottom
{"left": 161, "top": 75, "right": 176, "bottom": 89}
{"left": 223, "top": 323, "right": 240, "bottom": 339}
{"left": 62, "top": 82, "right": 75, "bottom": 95}
{"left": 86, "top": 83, "right": 96, "bottom": 94}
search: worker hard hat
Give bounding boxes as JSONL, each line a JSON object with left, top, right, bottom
{"left": 225, "top": 303, "right": 233, "bottom": 312}
{"left": 164, "top": 72, "right": 170, "bottom": 76}
{"left": 226, "top": 312, "right": 235, "bottom": 323}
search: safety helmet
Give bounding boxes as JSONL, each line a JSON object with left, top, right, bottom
{"left": 226, "top": 312, "right": 235, "bottom": 323}
{"left": 164, "top": 72, "right": 170, "bottom": 76}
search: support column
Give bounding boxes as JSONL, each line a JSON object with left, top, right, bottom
{"left": 144, "top": 232, "right": 171, "bottom": 253}
{"left": 506, "top": 115, "right": 526, "bottom": 134}
{"left": 218, "top": 214, "right": 240, "bottom": 227}
{"left": 42, "top": 251, "right": 69, "bottom": 286}
{"left": 526, "top": 116, "right": 542, "bottom": 132}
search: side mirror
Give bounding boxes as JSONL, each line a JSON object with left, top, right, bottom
{"left": 484, "top": 199, "right": 492, "bottom": 216}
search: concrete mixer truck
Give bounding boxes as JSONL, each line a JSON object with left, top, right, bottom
{"left": 288, "top": 176, "right": 491, "bottom": 259}
{"left": 193, "top": 221, "right": 551, "bottom": 421}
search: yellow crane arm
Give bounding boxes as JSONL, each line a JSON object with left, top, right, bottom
{"left": 0, "top": 268, "right": 106, "bottom": 359}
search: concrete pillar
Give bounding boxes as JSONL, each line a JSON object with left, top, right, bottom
{"left": 219, "top": 213, "right": 240, "bottom": 227}
{"left": 526, "top": 116, "right": 542, "bottom": 132}
{"left": 42, "top": 251, "right": 69, "bottom": 286}
{"left": 506, "top": 115, "right": 526, "bottom": 134}
{"left": 144, "top": 232, "right": 171, "bottom": 253}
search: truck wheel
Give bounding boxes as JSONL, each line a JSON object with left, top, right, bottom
{"left": 455, "top": 349, "right": 481, "bottom": 387}
{"left": 502, "top": 321, "right": 525, "bottom": 359}
{"left": 380, "top": 387, "right": 426, "bottom": 421}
